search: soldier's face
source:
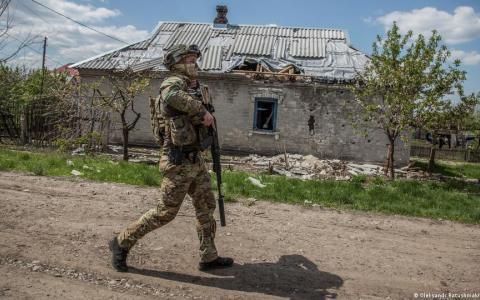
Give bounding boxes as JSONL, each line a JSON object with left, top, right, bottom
{"left": 181, "top": 54, "right": 199, "bottom": 77}
{"left": 184, "top": 55, "right": 197, "bottom": 64}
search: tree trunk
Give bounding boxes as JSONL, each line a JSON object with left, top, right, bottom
{"left": 388, "top": 140, "right": 395, "bottom": 180}
{"left": 383, "top": 143, "right": 391, "bottom": 177}
{"left": 122, "top": 127, "right": 129, "bottom": 161}
{"left": 427, "top": 145, "right": 436, "bottom": 174}
{"left": 120, "top": 112, "right": 129, "bottom": 161}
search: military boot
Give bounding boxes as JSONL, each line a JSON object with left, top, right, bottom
{"left": 108, "top": 237, "right": 129, "bottom": 272}
{"left": 198, "top": 256, "right": 234, "bottom": 271}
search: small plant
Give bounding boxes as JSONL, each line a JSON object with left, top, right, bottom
{"left": 351, "top": 175, "right": 367, "bottom": 185}
{"left": 140, "top": 171, "right": 159, "bottom": 186}
{"left": 31, "top": 164, "right": 45, "bottom": 176}
{"left": 54, "top": 132, "right": 103, "bottom": 154}
{"left": 0, "top": 159, "right": 16, "bottom": 170}
{"left": 19, "top": 153, "right": 31, "bottom": 160}
{"left": 371, "top": 176, "right": 385, "bottom": 186}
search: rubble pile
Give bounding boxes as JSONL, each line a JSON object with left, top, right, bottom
{"left": 100, "top": 146, "right": 422, "bottom": 181}
{"left": 233, "top": 154, "right": 406, "bottom": 180}
{"left": 107, "top": 145, "right": 159, "bottom": 164}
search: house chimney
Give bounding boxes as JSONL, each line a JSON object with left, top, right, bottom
{"left": 214, "top": 5, "right": 228, "bottom": 26}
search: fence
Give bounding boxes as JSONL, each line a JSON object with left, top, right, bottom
{"left": 0, "top": 96, "right": 60, "bottom": 145}
{"left": 410, "top": 145, "right": 480, "bottom": 163}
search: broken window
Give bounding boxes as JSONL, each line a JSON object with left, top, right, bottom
{"left": 253, "top": 98, "right": 277, "bottom": 131}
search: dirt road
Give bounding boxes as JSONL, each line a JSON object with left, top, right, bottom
{"left": 0, "top": 171, "right": 479, "bottom": 299}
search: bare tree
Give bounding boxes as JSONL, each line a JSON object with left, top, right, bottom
{"left": 93, "top": 68, "right": 151, "bottom": 160}
{"left": 0, "top": 0, "right": 37, "bottom": 64}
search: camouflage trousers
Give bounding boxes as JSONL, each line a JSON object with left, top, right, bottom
{"left": 117, "top": 153, "right": 218, "bottom": 263}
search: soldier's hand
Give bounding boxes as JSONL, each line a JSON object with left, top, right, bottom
{"left": 202, "top": 111, "right": 214, "bottom": 127}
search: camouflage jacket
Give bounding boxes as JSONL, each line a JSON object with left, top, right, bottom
{"left": 159, "top": 74, "right": 207, "bottom": 152}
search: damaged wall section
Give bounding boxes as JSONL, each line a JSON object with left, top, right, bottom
{"left": 201, "top": 76, "right": 409, "bottom": 166}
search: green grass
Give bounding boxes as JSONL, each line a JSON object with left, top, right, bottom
{"left": 0, "top": 148, "right": 162, "bottom": 186}
{"left": 219, "top": 171, "right": 480, "bottom": 224}
{"left": 1, "top": 147, "right": 479, "bottom": 224}
{"left": 411, "top": 158, "right": 480, "bottom": 179}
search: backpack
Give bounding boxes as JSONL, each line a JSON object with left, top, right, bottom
{"left": 149, "top": 95, "right": 165, "bottom": 146}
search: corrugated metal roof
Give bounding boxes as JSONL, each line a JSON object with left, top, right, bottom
{"left": 293, "top": 28, "right": 344, "bottom": 39}
{"left": 158, "top": 22, "right": 180, "bottom": 31}
{"left": 79, "top": 58, "right": 117, "bottom": 70}
{"left": 290, "top": 38, "right": 326, "bottom": 57}
{"left": 274, "top": 37, "right": 288, "bottom": 59}
{"left": 200, "top": 46, "right": 223, "bottom": 70}
{"left": 131, "top": 57, "right": 164, "bottom": 72}
{"left": 232, "top": 34, "right": 274, "bottom": 56}
{"left": 74, "top": 21, "right": 364, "bottom": 78}
{"left": 239, "top": 26, "right": 289, "bottom": 36}
{"left": 164, "top": 25, "right": 211, "bottom": 50}
{"left": 130, "top": 39, "right": 150, "bottom": 50}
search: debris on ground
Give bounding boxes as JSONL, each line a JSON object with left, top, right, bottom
{"left": 71, "top": 147, "right": 85, "bottom": 156}
{"left": 103, "top": 146, "right": 452, "bottom": 181}
{"left": 71, "top": 170, "right": 83, "bottom": 176}
{"left": 233, "top": 154, "right": 406, "bottom": 180}
{"left": 247, "top": 177, "right": 266, "bottom": 188}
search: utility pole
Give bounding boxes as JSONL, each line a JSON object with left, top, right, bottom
{"left": 40, "top": 36, "right": 47, "bottom": 94}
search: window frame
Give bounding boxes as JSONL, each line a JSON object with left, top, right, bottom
{"left": 253, "top": 97, "right": 278, "bottom": 132}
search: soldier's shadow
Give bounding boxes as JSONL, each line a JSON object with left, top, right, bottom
{"left": 129, "top": 254, "right": 343, "bottom": 299}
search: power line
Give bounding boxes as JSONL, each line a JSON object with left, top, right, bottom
{"left": 30, "top": 0, "right": 129, "bottom": 45}
{"left": 5, "top": 32, "right": 65, "bottom": 67}
{"left": 18, "top": 0, "right": 54, "bottom": 28}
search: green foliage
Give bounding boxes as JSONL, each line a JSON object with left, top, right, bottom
{"left": 54, "top": 132, "right": 103, "bottom": 153}
{"left": 411, "top": 158, "right": 480, "bottom": 179}
{"left": 351, "top": 23, "right": 468, "bottom": 179}
{"left": 31, "top": 164, "right": 45, "bottom": 176}
{"left": 0, "top": 64, "right": 79, "bottom": 142}
{"left": 0, "top": 147, "right": 162, "bottom": 186}
{"left": 220, "top": 170, "right": 480, "bottom": 223}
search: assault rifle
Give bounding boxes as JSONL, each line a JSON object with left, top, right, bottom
{"left": 193, "top": 84, "right": 226, "bottom": 227}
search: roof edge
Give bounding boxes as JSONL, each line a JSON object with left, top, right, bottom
{"left": 158, "top": 20, "right": 347, "bottom": 33}
{"left": 71, "top": 39, "right": 152, "bottom": 69}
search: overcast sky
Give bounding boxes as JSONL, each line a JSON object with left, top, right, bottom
{"left": 5, "top": 0, "right": 480, "bottom": 95}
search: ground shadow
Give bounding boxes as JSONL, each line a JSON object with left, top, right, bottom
{"left": 129, "top": 254, "right": 343, "bottom": 299}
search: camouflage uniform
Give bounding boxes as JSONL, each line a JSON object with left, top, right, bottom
{"left": 117, "top": 74, "right": 218, "bottom": 263}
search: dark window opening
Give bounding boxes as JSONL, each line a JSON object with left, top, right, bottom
{"left": 308, "top": 115, "right": 315, "bottom": 135}
{"left": 254, "top": 98, "right": 277, "bottom": 131}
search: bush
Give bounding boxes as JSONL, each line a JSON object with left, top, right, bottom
{"left": 54, "top": 132, "right": 103, "bottom": 154}
{"left": 31, "top": 164, "right": 45, "bottom": 176}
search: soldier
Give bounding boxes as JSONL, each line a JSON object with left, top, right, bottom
{"left": 109, "top": 44, "right": 234, "bottom": 272}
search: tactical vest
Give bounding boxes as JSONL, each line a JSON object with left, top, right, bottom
{"left": 149, "top": 75, "right": 208, "bottom": 152}
{"left": 149, "top": 95, "right": 165, "bottom": 146}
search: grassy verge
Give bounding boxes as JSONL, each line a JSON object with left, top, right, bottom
{"left": 411, "top": 157, "right": 480, "bottom": 179}
{"left": 1, "top": 147, "right": 479, "bottom": 224}
{"left": 0, "top": 148, "right": 162, "bottom": 186}
{"left": 221, "top": 171, "right": 480, "bottom": 224}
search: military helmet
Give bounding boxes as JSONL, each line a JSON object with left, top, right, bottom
{"left": 163, "top": 44, "right": 201, "bottom": 70}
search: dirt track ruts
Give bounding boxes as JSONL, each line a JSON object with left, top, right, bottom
{"left": 0, "top": 171, "right": 479, "bottom": 299}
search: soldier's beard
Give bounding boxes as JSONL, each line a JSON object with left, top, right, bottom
{"left": 173, "top": 63, "right": 198, "bottom": 78}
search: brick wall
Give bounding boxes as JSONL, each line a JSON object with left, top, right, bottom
{"left": 86, "top": 73, "right": 409, "bottom": 166}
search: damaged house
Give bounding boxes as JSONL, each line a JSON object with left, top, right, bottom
{"left": 72, "top": 6, "right": 409, "bottom": 165}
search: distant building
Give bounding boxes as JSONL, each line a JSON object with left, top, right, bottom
{"left": 72, "top": 6, "right": 409, "bottom": 165}
{"left": 55, "top": 63, "right": 80, "bottom": 78}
